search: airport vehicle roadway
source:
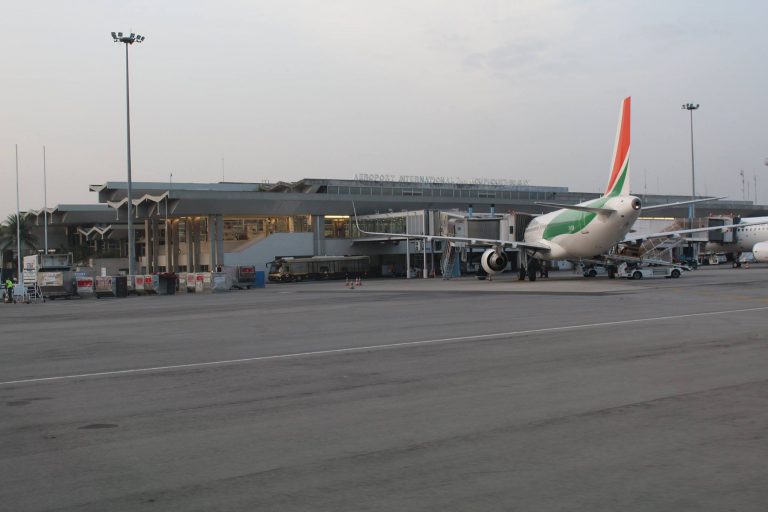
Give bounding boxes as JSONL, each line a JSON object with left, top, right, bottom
{"left": 1, "top": 266, "right": 767, "bottom": 511}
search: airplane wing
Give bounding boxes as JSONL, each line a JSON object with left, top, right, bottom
{"left": 534, "top": 202, "right": 615, "bottom": 215}
{"left": 354, "top": 228, "right": 551, "bottom": 252}
{"left": 641, "top": 196, "right": 726, "bottom": 211}
{"left": 620, "top": 218, "right": 768, "bottom": 244}
{"left": 352, "top": 203, "right": 550, "bottom": 252}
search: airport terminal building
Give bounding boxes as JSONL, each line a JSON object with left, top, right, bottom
{"left": 15, "top": 177, "right": 768, "bottom": 277}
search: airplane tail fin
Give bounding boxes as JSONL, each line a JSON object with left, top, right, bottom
{"left": 604, "top": 96, "right": 631, "bottom": 197}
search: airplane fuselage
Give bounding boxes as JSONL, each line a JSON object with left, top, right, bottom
{"left": 524, "top": 195, "right": 642, "bottom": 260}
{"left": 706, "top": 216, "right": 768, "bottom": 254}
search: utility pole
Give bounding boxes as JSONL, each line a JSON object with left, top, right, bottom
{"left": 740, "top": 169, "right": 745, "bottom": 200}
{"left": 43, "top": 146, "right": 48, "bottom": 254}
{"left": 682, "top": 103, "right": 700, "bottom": 222}
{"left": 754, "top": 173, "right": 758, "bottom": 204}
{"left": 111, "top": 31, "right": 146, "bottom": 276}
{"left": 405, "top": 212, "right": 410, "bottom": 279}
{"left": 15, "top": 144, "right": 21, "bottom": 283}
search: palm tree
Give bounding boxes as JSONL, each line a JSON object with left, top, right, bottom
{"left": 0, "top": 214, "right": 38, "bottom": 274}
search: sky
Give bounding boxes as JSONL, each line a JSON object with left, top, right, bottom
{"left": 2, "top": 0, "right": 768, "bottom": 218}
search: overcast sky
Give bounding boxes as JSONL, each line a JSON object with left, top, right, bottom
{"left": 2, "top": 0, "right": 767, "bottom": 218}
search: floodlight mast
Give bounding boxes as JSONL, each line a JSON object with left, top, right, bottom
{"left": 682, "top": 102, "right": 700, "bottom": 221}
{"left": 111, "top": 31, "right": 145, "bottom": 276}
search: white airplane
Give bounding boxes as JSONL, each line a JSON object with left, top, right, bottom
{"left": 355, "top": 97, "right": 768, "bottom": 280}
{"left": 706, "top": 217, "right": 768, "bottom": 264}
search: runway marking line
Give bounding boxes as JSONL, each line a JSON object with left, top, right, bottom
{"left": 3, "top": 306, "right": 767, "bottom": 386}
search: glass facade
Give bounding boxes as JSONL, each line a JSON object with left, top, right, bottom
{"left": 324, "top": 185, "right": 559, "bottom": 201}
{"left": 177, "top": 215, "right": 311, "bottom": 243}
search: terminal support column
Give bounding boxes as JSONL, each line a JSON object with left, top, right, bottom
{"left": 216, "top": 214, "right": 224, "bottom": 267}
{"left": 144, "top": 219, "right": 152, "bottom": 274}
{"left": 193, "top": 217, "right": 201, "bottom": 271}
{"left": 171, "top": 220, "right": 180, "bottom": 273}
{"left": 151, "top": 216, "right": 160, "bottom": 273}
{"left": 208, "top": 214, "right": 216, "bottom": 270}
{"left": 185, "top": 218, "right": 194, "bottom": 272}
{"left": 164, "top": 218, "right": 172, "bottom": 272}
{"left": 312, "top": 215, "right": 325, "bottom": 256}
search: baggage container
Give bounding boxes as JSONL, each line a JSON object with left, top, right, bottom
{"left": 157, "top": 273, "right": 177, "bottom": 295}
{"left": 186, "top": 273, "right": 197, "bottom": 293}
{"left": 177, "top": 273, "right": 188, "bottom": 293}
{"left": 95, "top": 276, "right": 128, "bottom": 298}
{"left": 144, "top": 274, "right": 158, "bottom": 294}
{"left": 195, "top": 273, "right": 212, "bottom": 293}
{"left": 75, "top": 275, "right": 95, "bottom": 298}
{"left": 38, "top": 270, "right": 76, "bottom": 299}
{"left": 133, "top": 275, "right": 148, "bottom": 295}
{"left": 211, "top": 272, "right": 232, "bottom": 292}
{"left": 234, "top": 265, "right": 257, "bottom": 289}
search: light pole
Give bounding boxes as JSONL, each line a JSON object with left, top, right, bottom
{"left": 43, "top": 145, "right": 48, "bottom": 254}
{"left": 682, "top": 102, "right": 700, "bottom": 222}
{"left": 111, "top": 31, "right": 145, "bottom": 276}
{"left": 15, "top": 144, "right": 21, "bottom": 284}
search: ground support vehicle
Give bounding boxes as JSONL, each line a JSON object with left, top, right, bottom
{"left": 618, "top": 264, "right": 683, "bottom": 280}
{"left": 267, "top": 256, "right": 370, "bottom": 282}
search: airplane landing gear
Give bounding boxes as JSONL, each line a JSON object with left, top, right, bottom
{"left": 527, "top": 259, "right": 539, "bottom": 282}
{"left": 519, "top": 254, "right": 539, "bottom": 281}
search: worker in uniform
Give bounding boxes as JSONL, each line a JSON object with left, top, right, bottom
{"left": 5, "top": 277, "right": 16, "bottom": 303}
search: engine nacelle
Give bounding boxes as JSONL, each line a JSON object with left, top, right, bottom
{"left": 753, "top": 241, "right": 768, "bottom": 262}
{"left": 481, "top": 248, "right": 509, "bottom": 274}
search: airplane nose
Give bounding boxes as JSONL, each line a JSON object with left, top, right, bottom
{"left": 632, "top": 198, "right": 642, "bottom": 210}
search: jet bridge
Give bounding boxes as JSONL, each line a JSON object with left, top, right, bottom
{"left": 441, "top": 211, "right": 535, "bottom": 277}
{"left": 351, "top": 209, "right": 535, "bottom": 277}
{"left": 707, "top": 216, "right": 739, "bottom": 243}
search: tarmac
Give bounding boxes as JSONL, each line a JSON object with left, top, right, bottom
{"left": 1, "top": 265, "right": 767, "bottom": 511}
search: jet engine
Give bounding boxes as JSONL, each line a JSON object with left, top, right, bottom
{"left": 753, "top": 241, "right": 768, "bottom": 263}
{"left": 481, "top": 248, "right": 509, "bottom": 274}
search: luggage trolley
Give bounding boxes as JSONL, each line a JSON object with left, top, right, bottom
{"left": 11, "top": 283, "right": 44, "bottom": 304}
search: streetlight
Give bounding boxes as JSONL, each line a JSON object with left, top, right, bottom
{"left": 43, "top": 145, "right": 48, "bottom": 254}
{"left": 111, "top": 31, "right": 146, "bottom": 276}
{"left": 682, "top": 102, "right": 700, "bottom": 222}
{"left": 15, "top": 144, "right": 21, "bottom": 284}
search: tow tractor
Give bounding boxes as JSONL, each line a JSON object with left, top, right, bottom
{"left": 617, "top": 262, "right": 683, "bottom": 280}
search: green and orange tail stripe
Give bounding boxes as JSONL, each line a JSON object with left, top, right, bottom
{"left": 604, "top": 96, "right": 631, "bottom": 197}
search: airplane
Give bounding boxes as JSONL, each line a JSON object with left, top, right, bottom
{"left": 705, "top": 217, "right": 768, "bottom": 265}
{"left": 354, "top": 97, "right": 768, "bottom": 280}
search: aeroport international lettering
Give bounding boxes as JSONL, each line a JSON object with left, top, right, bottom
{"left": 354, "top": 173, "right": 529, "bottom": 186}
